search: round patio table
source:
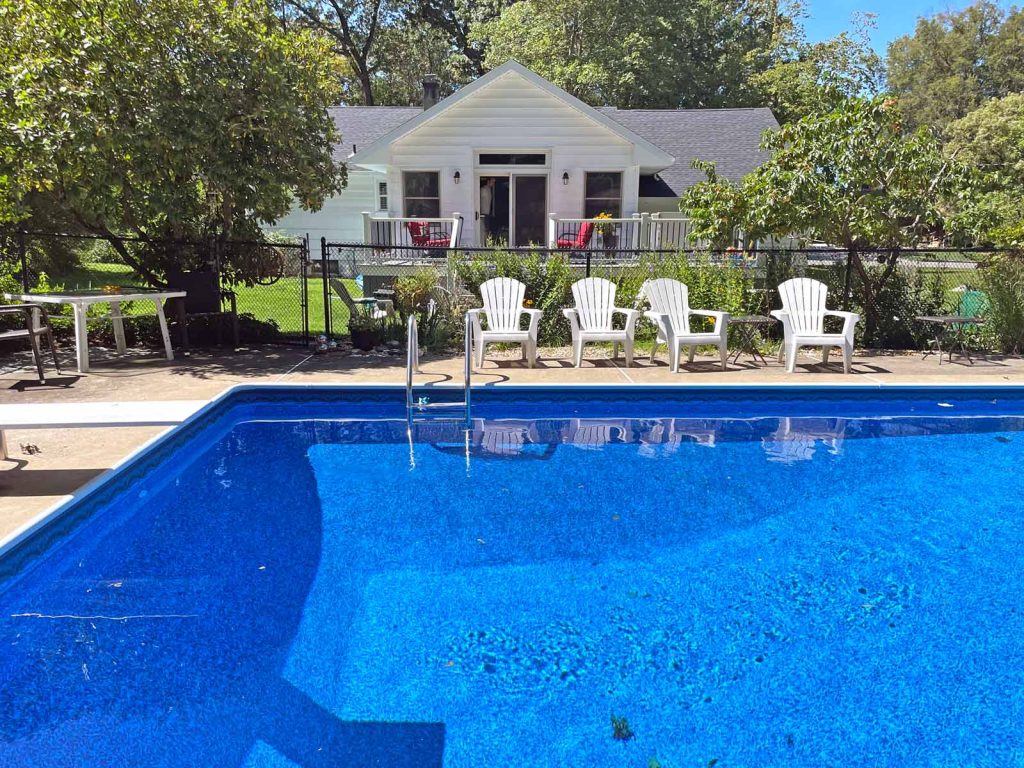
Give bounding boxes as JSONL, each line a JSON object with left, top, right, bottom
{"left": 729, "top": 315, "right": 772, "bottom": 364}
{"left": 353, "top": 296, "right": 380, "bottom": 316}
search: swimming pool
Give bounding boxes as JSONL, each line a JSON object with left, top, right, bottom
{"left": 1, "top": 385, "right": 1023, "bottom": 766}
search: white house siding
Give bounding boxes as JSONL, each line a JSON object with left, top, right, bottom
{"left": 272, "top": 170, "right": 380, "bottom": 246}
{"left": 386, "top": 71, "right": 641, "bottom": 245}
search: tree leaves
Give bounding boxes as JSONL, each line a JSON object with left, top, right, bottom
{"left": 0, "top": 0, "right": 346, "bottom": 279}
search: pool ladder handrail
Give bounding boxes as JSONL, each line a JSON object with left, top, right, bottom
{"left": 406, "top": 312, "right": 471, "bottom": 427}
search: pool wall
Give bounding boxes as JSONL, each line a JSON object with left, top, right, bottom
{"left": 4, "top": 381, "right": 1024, "bottom": 568}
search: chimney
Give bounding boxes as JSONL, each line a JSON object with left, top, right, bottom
{"left": 422, "top": 74, "right": 440, "bottom": 110}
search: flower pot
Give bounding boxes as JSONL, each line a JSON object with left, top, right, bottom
{"left": 351, "top": 328, "right": 379, "bottom": 351}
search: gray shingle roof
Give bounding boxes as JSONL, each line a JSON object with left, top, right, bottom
{"left": 329, "top": 104, "right": 778, "bottom": 197}
{"left": 328, "top": 106, "right": 421, "bottom": 162}
{"left": 599, "top": 107, "right": 779, "bottom": 196}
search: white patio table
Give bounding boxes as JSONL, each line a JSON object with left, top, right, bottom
{"left": 2, "top": 289, "right": 185, "bottom": 373}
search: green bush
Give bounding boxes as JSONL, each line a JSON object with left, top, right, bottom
{"left": 453, "top": 251, "right": 576, "bottom": 345}
{"left": 454, "top": 250, "right": 762, "bottom": 346}
{"left": 825, "top": 263, "right": 948, "bottom": 349}
{"left": 981, "top": 255, "right": 1024, "bottom": 353}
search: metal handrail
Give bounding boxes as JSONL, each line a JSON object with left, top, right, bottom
{"left": 405, "top": 311, "right": 472, "bottom": 428}
{"left": 406, "top": 314, "right": 418, "bottom": 421}
{"left": 463, "top": 311, "right": 471, "bottom": 426}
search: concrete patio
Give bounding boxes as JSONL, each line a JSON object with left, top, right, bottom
{"left": 3, "top": 343, "right": 1024, "bottom": 539}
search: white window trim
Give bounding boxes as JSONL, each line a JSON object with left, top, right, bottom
{"left": 474, "top": 149, "right": 551, "bottom": 171}
{"left": 402, "top": 170, "right": 441, "bottom": 218}
{"left": 583, "top": 170, "right": 625, "bottom": 218}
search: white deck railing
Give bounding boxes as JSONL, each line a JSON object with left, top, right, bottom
{"left": 362, "top": 213, "right": 463, "bottom": 249}
{"left": 547, "top": 213, "right": 777, "bottom": 251}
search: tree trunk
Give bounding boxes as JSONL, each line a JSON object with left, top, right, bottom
{"left": 357, "top": 64, "right": 374, "bottom": 105}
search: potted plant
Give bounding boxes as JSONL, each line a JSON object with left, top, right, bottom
{"left": 594, "top": 211, "right": 617, "bottom": 249}
{"left": 348, "top": 312, "right": 381, "bottom": 351}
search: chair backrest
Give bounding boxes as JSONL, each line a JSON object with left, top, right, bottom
{"left": 480, "top": 277, "right": 526, "bottom": 332}
{"left": 571, "top": 277, "right": 617, "bottom": 330}
{"left": 777, "top": 278, "right": 828, "bottom": 334}
{"left": 576, "top": 222, "right": 595, "bottom": 248}
{"left": 329, "top": 278, "right": 357, "bottom": 313}
{"left": 643, "top": 278, "right": 692, "bottom": 334}
{"left": 406, "top": 221, "right": 429, "bottom": 245}
{"left": 958, "top": 289, "right": 988, "bottom": 318}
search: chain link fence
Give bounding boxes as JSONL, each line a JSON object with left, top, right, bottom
{"left": 319, "top": 241, "right": 1014, "bottom": 353}
{"left": 2, "top": 231, "right": 1015, "bottom": 354}
{"left": 1, "top": 230, "right": 313, "bottom": 346}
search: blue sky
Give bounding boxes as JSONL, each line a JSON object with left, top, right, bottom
{"left": 802, "top": 0, "right": 1009, "bottom": 52}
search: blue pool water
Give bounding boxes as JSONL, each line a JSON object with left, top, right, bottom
{"left": 2, "top": 386, "right": 1024, "bottom": 767}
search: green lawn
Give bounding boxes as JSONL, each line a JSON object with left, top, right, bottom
{"left": 50, "top": 262, "right": 358, "bottom": 337}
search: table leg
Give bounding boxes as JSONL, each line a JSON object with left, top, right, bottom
{"left": 73, "top": 304, "right": 90, "bottom": 373}
{"left": 110, "top": 301, "right": 127, "bottom": 355}
{"left": 156, "top": 301, "right": 174, "bottom": 361}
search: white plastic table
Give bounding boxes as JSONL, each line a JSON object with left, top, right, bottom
{"left": 2, "top": 290, "right": 185, "bottom": 373}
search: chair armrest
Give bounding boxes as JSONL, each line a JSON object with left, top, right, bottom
{"left": 689, "top": 309, "right": 729, "bottom": 334}
{"left": 825, "top": 310, "right": 859, "bottom": 339}
{"left": 522, "top": 308, "right": 543, "bottom": 336}
{"left": 613, "top": 307, "right": 640, "bottom": 334}
{"left": 643, "top": 310, "right": 672, "bottom": 339}
{"left": 562, "top": 307, "right": 581, "bottom": 336}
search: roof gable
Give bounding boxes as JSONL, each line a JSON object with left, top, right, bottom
{"left": 349, "top": 61, "right": 674, "bottom": 171}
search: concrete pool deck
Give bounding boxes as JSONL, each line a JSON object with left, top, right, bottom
{"left": 2, "top": 343, "right": 1024, "bottom": 539}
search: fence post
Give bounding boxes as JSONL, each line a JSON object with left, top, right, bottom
{"left": 843, "top": 250, "right": 854, "bottom": 309}
{"left": 320, "top": 236, "right": 331, "bottom": 338}
{"left": 547, "top": 213, "right": 558, "bottom": 248}
{"left": 18, "top": 230, "right": 29, "bottom": 292}
{"left": 361, "top": 211, "right": 372, "bottom": 245}
{"left": 586, "top": 249, "right": 592, "bottom": 278}
{"left": 301, "top": 234, "right": 310, "bottom": 347}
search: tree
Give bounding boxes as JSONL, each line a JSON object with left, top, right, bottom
{"left": 370, "top": 17, "right": 474, "bottom": 105}
{"left": 285, "top": 0, "right": 399, "bottom": 105}
{"left": 0, "top": 0, "right": 346, "bottom": 285}
{"left": 681, "top": 97, "right": 973, "bottom": 342}
{"left": 886, "top": 1, "right": 1024, "bottom": 133}
{"left": 410, "top": 0, "right": 511, "bottom": 77}
{"left": 474, "top": 0, "right": 796, "bottom": 108}
{"left": 946, "top": 93, "right": 1024, "bottom": 247}
{"left": 751, "top": 12, "right": 884, "bottom": 123}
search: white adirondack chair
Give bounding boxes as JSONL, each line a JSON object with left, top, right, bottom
{"left": 772, "top": 278, "right": 859, "bottom": 374}
{"left": 466, "top": 277, "right": 543, "bottom": 368}
{"left": 640, "top": 278, "right": 730, "bottom": 372}
{"left": 561, "top": 278, "right": 640, "bottom": 367}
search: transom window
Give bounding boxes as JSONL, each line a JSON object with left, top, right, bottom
{"left": 403, "top": 172, "right": 440, "bottom": 217}
{"left": 584, "top": 172, "right": 622, "bottom": 218}
{"left": 477, "top": 153, "right": 547, "bottom": 166}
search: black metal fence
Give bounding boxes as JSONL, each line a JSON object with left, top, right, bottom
{"left": 319, "top": 241, "right": 1009, "bottom": 351}
{"left": 2, "top": 230, "right": 1013, "bottom": 353}
{"left": 1, "top": 230, "right": 315, "bottom": 345}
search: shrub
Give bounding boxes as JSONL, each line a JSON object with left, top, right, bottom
{"left": 981, "top": 255, "right": 1024, "bottom": 353}
{"left": 825, "top": 262, "right": 948, "bottom": 349}
{"left": 453, "top": 251, "right": 575, "bottom": 345}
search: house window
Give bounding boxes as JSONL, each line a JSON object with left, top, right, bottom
{"left": 477, "top": 153, "right": 547, "bottom": 166}
{"left": 377, "top": 181, "right": 388, "bottom": 211}
{"left": 584, "top": 172, "right": 622, "bottom": 218}
{"left": 403, "top": 171, "right": 440, "bottom": 217}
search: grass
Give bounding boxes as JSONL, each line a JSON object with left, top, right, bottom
{"left": 49, "top": 262, "right": 358, "bottom": 337}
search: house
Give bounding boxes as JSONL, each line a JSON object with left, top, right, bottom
{"left": 275, "top": 61, "right": 778, "bottom": 249}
